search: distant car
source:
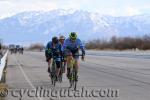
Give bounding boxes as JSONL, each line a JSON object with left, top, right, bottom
{"left": 16, "top": 45, "right": 20, "bottom": 52}
{"left": 19, "top": 46, "right": 24, "bottom": 54}
{"left": 9, "top": 44, "right": 16, "bottom": 54}
{"left": 9, "top": 44, "right": 15, "bottom": 49}
{"left": 9, "top": 44, "right": 24, "bottom": 54}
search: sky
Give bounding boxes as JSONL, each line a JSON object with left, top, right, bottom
{"left": 0, "top": 0, "right": 150, "bottom": 19}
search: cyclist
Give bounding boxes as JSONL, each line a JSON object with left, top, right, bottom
{"left": 59, "top": 35, "right": 66, "bottom": 73}
{"left": 63, "top": 32, "right": 85, "bottom": 80}
{"left": 45, "top": 36, "right": 63, "bottom": 80}
{"left": 59, "top": 35, "right": 65, "bottom": 44}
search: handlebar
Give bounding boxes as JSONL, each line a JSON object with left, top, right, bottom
{"left": 64, "top": 54, "right": 84, "bottom": 56}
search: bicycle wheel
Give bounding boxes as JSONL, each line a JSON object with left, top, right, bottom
{"left": 58, "top": 70, "right": 62, "bottom": 83}
{"left": 68, "top": 58, "right": 76, "bottom": 89}
{"left": 73, "top": 69, "right": 78, "bottom": 91}
{"left": 58, "top": 62, "right": 63, "bottom": 83}
{"left": 51, "top": 72, "right": 54, "bottom": 85}
{"left": 69, "top": 67, "right": 74, "bottom": 88}
{"left": 51, "top": 60, "right": 56, "bottom": 86}
{"left": 53, "top": 74, "right": 56, "bottom": 86}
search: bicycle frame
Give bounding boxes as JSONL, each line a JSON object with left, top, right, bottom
{"left": 67, "top": 54, "right": 83, "bottom": 90}
{"left": 51, "top": 59, "right": 57, "bottom": 86}
{"left": 69, "top": 58, "right": 77, "bottom": 90}
{"left": 51, "top": 57, "right": 64, "bottom": 86}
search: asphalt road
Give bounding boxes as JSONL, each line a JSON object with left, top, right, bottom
{"left": 5, "top": 51, "right": 150, "bottom": 100}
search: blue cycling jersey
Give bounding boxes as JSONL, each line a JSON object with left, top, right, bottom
{"left": 45, "top": 41, "right": 62, "bottom": 61}
{"left": 63, "top": 38, "right": 85, "bottom": 53}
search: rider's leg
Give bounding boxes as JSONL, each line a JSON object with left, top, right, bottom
{"left": 63, "top": 59, "right": 67, "bottom": 73}
{"left": 74, "top": 54, "right": 79, "bottom": 72}
{"left": 47, "top": 58, "right": 51, "bottom": 73}
{"left": 74, "top": 60, "right": 79, "bottom": 81}
{"left": 66, "top": 56, "right": 72, "bottom": 78}
{"left": 48, "top": 59, "right": 51, "bottom": 67}
{"left": 56, "top": 61, "right": 61, "bottom": 78}
{"left": 46, "top": 53, "right": 52, "bottom": 73}
{"left": 74, "top": 56, "right": 79, "bottom": 81}
{"left": 74, "top": 60, "right": 79, "bottom": 73}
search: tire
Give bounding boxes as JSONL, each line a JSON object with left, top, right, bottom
{"left": 69, "top": 61, "right": 75, "bottom": 89}
{"left": 74, "top": 73, "right": 77, "bottom": 91}
{"left": 58, "top": 75, "right": 62, "bottom": 83}
{"left": 51, "top": 73, "right": 54, "bottom": 85}
{"left": 51, "top": 73, "right": 56, "bottom": 86}
{"left": 59, "top": 68, "right": 63, "bottom": 83}
{"left": 74, "top": 81, "right": 77, "bottom": 91}
{"left": 51, "top": 60, "right": 57, "bottom": 86}
{"left": 53, "top": 75, "right": 56, "bottom": 86}
{"left": 69, "top": 71, "right": 74, "bottom": 88}
{"left": 73, "top": 67, "right": 77, "bottom": 90}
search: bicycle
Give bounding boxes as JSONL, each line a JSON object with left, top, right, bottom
{"left": 50, "top": 58, "right": 57, "bottom": 86}
{"left": 58, "top": 57, "right": 66, "bottom": 83}
{"left": 67, "top": 54, "right": 84, "bottom": 90}
{"left": 50, "top": 57, "right": 64, "bottom": 86}
{"left": 58, "top": 63, "right": 63, "bottom": 83}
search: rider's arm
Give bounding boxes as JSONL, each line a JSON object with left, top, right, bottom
{"left": 62, "top": 39, "right": 69, "bottom": 57}
{"left": 62, "top": 39, "right": 68, "bottom": 50}
{"left": 77, "top": 39, "right": 85, "bottom": 56}
{"left": 45, "top": 42, "right": 51, "bottom": 57}
{"left": 45, "top": 43, "right": 48, "bottom": 57}
{"left": 62, "top": 39, "right": 71, "bottom": 51}
{"left": 59, "top": 43, "right": 63, "bottom": 56}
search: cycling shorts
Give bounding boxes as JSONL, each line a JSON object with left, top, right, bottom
{"left": 66, "top": 50, "right": 79, "bottom": 60}
{"left": 55, "top": 61, "right": 61, "bottom": 69}
{"left": 46, "top": 53, "right": 52, "bottom": 62}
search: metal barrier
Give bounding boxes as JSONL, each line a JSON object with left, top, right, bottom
{"left": 0, "top": 51, "right": 8, "bottom": 82}
{"left": 0, "top": 51, "right": 8, "bottom": 99}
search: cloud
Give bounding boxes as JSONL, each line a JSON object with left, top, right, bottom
{"left": 126, "top": 7, "right": 140, "bottom": 16}
{"left": 13, "top": 1, "right": 57, "bottom": 11}
{"left": 0, "top": 0, "right": 150, "bottom": 18}
{"left": 0, "top": 0, "right": 58, "bottom": 18}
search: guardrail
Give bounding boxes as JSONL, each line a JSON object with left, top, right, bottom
{"left": 0, "top": 51, "right": 8, "bottom": 99}
{"left": 0, "top": 50, "right": 8, "bottom": 83}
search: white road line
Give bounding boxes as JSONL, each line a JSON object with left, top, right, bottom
{"left": 13, "top": 56, "right": 44, "bottom": 100}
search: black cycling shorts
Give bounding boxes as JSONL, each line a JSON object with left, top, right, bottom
{"left": 46, "top": 57, "right": 52, "bottom": 62}
{"left": 66, "top": 50, "right": 79, "bottom": 60}
{"left": 55, "top": 61, "right": 61, "bottom": 69}
{"left": 46, "top": 53, "right": 53, "bottom": 62}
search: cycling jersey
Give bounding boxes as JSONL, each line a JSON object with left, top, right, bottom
{"left": 45, "top": 41, "right": 62, "bottom": 61}
{"left": 63, "top": 38, "right": 85, "bottom": 55}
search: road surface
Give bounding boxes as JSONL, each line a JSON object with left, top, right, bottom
{"left": 5, "top": 51, "right": 150, "bottom": 100}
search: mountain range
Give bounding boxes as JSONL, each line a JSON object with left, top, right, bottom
{"left": 0, "top": 9, "right": 150, "bottom": 45}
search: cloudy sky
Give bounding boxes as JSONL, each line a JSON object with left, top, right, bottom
{"left": 0, "top": 0, "right": 150, "bottom": 18}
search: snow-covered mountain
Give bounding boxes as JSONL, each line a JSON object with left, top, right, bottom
{"left": 0, "top": 9, "right": 150, "bottom": 44}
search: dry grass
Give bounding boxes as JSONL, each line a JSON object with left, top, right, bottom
{"left": 85, "top": 34, "right": 150, "bottom": 50}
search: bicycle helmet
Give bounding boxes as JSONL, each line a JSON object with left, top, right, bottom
{"left": 52, "top": 36, "right": 59, "bottom": 44}
{"left": 59, "top": 35, "right": 65, "bottom": 40}
{"left": 69, "top": 32, "right": 77, "bottom": 41}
